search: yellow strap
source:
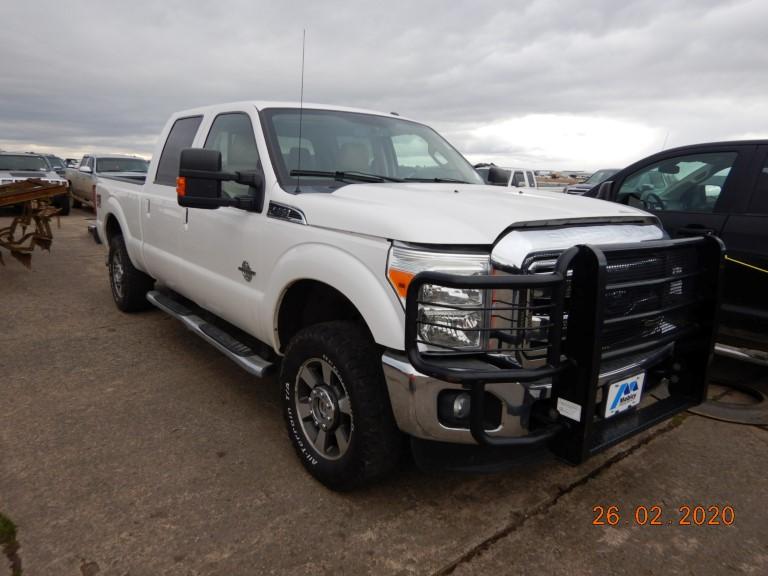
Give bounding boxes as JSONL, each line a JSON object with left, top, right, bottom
{"left": 725, "top": 255, "right": 768, "bottom": 275}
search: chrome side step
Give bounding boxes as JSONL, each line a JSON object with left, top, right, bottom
{"left": 146, "top": 290, "right": 273, "bottom": 378}
{"left": 87, "top": 223, "right": 101, "bottom": 244}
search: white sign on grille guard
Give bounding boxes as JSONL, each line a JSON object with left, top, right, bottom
{"left": 604, "top": 372, "right": 646, "bottom": 418}
{"left": 491, "top": 224, "right": 664, "bottom": 270}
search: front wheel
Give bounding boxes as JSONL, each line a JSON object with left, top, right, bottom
{"left": 108, "top": 233, "right": 154, "bottom": 312}
{"left": 53, "top": 194, "right": 70, "bottom": 215}
{"left": 281, "top": 321, "right": 403, "bottom": 490}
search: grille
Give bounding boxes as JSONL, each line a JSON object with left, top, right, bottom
{"left": 504, "top": 244, "right": 705, "bottom": 364}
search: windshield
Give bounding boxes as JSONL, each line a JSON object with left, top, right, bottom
{"left": 0, "top": 155, "right": 49, "bottom": 171}
{"left": 96, "top": 158, "right": 149, "bottom": 173}
{"left": 586, "top": 169, "right": 618, "bottom": 184}
{"left": 261, "top": 108, "right": 484, "bottom": 191}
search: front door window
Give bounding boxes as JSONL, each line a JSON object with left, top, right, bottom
{"left": 204, "top": 113, "right": 260, "bottom": 199}
{"left": 617, "top": 152, "right": 737, "bottom": 212}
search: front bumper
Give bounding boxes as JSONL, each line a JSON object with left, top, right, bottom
{"left": 382, "top": 342, "right": 675, "bottom": 445}
{"left": 391, "top": 236, "right": 724, "bottom": 464}
{"left": 382, "top": 351, "right": 538, "bottom": 444}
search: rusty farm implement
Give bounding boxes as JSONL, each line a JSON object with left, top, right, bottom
{"left": 0, "top": 179, "right": 69, "bottom": 267}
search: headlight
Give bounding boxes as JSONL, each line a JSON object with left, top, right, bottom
{"left": 387, "top": 244, "right": 489, "bottom": 351}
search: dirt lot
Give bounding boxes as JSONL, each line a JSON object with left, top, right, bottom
{"left": 1, "top": 210, "right": 767, "bottom": 575}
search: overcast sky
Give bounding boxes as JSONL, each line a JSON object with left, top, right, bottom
{"left": 1, "top": 0, "right": 766, "bottom": 170}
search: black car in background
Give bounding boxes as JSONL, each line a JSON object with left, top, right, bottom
{"left": 587, "top": 140, "right": 768, "bottom": 351}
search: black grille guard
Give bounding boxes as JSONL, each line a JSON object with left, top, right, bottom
{"left": 404, "top": 236, "right": 724, "bottom": 464}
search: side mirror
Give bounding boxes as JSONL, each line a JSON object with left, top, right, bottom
{"left": 594, "top": 180, "right": 614, "bottom": 200}
{"left": 658, "top": 162, "right": 680, "bottom": 175}
{"left": 177, "top": 148, "right": 264, "bottom": 212}
{"left": 487, "top": 166, "right": 510, "bottom": 186}
{"left": 79, "top": 165, "right": 92, "bottom": 173}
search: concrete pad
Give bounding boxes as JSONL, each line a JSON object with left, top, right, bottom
{"left": 451, "top": 417, "right": 768, "bottom": 576}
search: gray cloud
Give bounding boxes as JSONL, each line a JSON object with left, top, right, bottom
{"left": 1, "top": 0, "right": 766, "bottom": 168}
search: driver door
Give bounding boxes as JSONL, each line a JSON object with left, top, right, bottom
{"left": 613, "top": 145, "right": 751, "bottom": 239}
{"left": 179, "top": 110, "right": 267, "bottom": 336}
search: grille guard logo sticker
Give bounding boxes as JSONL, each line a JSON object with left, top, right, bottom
{"left": 605, "top": 373, "right": 645, "bottom": 418}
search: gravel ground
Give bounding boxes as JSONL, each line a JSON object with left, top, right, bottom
{"left": 1, "top": 210, "right": 766, "bottom": 575}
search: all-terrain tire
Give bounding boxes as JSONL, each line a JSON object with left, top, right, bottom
{"left": 281, "top": 321, "right": 403, "bottom": 490}
{"left": 108, "top": 233, "right": 154, "bottom": 312}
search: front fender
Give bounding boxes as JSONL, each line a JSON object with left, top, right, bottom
{"left": 263, "top": 242, "right": 404, "bottom": 352}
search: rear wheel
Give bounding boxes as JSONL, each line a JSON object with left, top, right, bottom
{"left": 108, "top": 233, "right": 154, "bottom": 312}
{"left": 281, "top": 321, "right": 403, "bottom": 490}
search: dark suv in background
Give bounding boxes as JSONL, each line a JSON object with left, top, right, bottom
{"left": 563, "top": 168, "right": 619, "bottom": 195}
{"left": 587, "top": 141, "right": 768, "bottom": 351}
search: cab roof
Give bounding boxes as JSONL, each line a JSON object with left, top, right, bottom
{"left": 171, "top": 101, "right": 411, "bottom": 121}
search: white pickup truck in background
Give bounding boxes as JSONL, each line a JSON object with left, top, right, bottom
{"left": 475, "top": 164, "right": 539, "bottom": 189}
{"left": 95, "top": 101, "right": 723, "bottom": 490}
{"left": 66, "top": 153, "right": 148, "bottom": 208}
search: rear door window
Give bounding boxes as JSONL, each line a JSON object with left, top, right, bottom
{"left": 155, "top": 116, "right": 203, "bottom": 186}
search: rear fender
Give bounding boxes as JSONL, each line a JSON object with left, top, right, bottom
{"left": 98, "top": 186, "right": 146, "bottom": 272}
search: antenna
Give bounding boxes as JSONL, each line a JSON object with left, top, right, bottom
{"left": 294, "top": 29, "right": 306, "bottom": 193}
{"left": 661, "top": 131, "right": 669, "bottom": 151}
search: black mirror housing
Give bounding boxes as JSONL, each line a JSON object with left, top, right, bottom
{"left": 177, "top": 148, "right": 264, "bottom": 212}
{"left": 594, "top": 180, "right": 614, "bottom": 201}
{"left": 178, "top": 148, "right": 223, "bottom": 209}
{"left": 487, "top": 166, "right": 510, "bottom": 186}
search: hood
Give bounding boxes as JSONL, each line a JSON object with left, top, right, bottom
{"left": 291, "top": 183, "right": 655, "bottom": 244}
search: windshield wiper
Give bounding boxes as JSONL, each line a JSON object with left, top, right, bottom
{"left": 290, "top": 169, "right": 403, "bottom": 183}
{"left": 403, "top": 177, "right": 469, "bottom": 184}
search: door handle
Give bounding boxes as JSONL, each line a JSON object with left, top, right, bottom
{"left": 677, "top": 225, "right": 715, "bottom": 237}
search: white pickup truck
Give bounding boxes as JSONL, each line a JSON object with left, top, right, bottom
{"left": 66, "top": 154, "right": 148, "bottom": 208}
{"left": 475, "top": 164, "right": 539, "bottom": 189}
{"left": 95, "top": 101, "right": 723, "bottom": 490}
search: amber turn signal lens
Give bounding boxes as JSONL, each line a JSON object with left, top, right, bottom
{"left": 176, "top": 176, "right": 186, "bottom": 197}
{"left": 388, "top": 268, "right": 414, "bottom": 299}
